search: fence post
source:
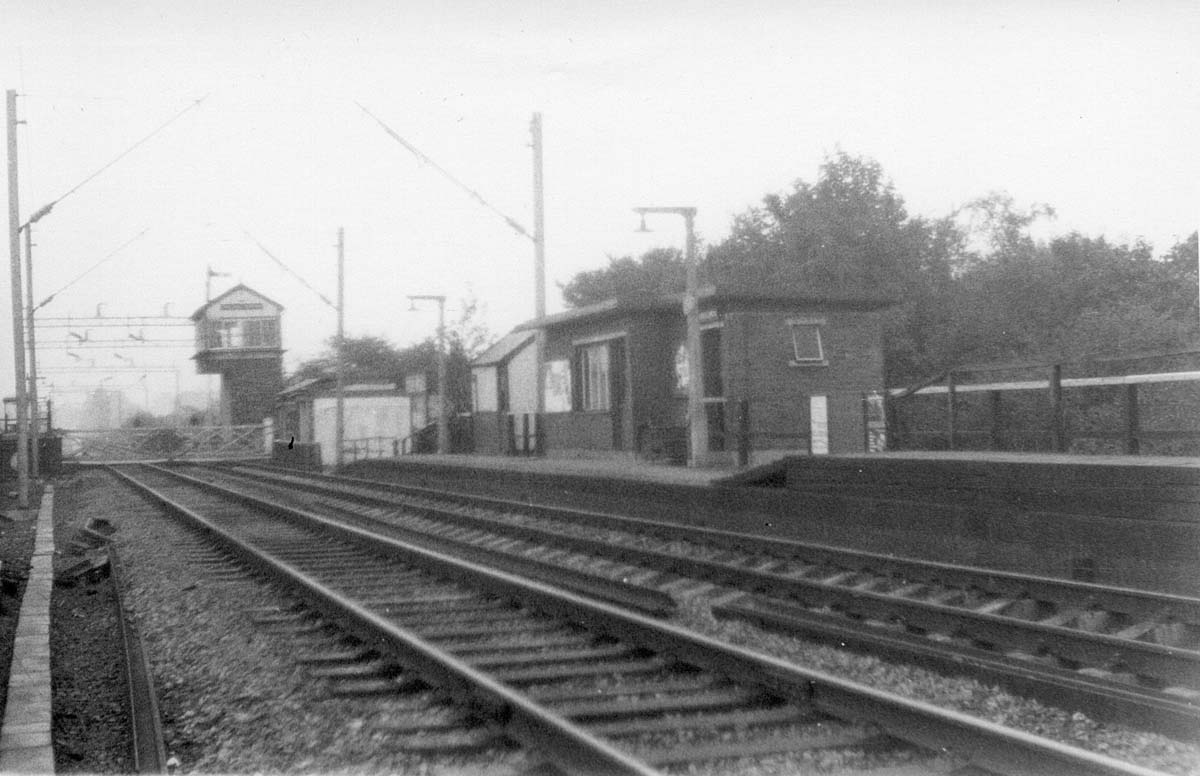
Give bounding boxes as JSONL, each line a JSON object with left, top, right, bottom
{"left": 945, "top": 371, "right": 957, "bottom": 450}
{"left": 737, "top": 399, "right": 750, "bottom": 467}
{"left": 1124, "top": 383, "right": 1140, "bottom": 455}
{"left": 1050, "top": 364, "right": 1066, "bottom": 452}
{"left": 521, "top": 413, "right": 531, "bottom": 456}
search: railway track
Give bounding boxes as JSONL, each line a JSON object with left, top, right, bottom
{"left": 198, "top": 461, "right": 1200, "bottom": 740}
{"left": 111, "top": 462, "right": 1171, "bottom": 775}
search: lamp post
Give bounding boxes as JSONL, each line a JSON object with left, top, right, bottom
{"left": 634, "top": 206, "right": 707, "bottom": 467}
{"left": 408, "top": 295, "right": 448, "bottom": 455}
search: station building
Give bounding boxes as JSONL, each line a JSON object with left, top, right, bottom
{"left": 275, "top": 377, "right": 412, "bottom": 466}
{"left": 471, "top": 284, "right": 893, "bottom": 464}
{"left": 192, "top": 284, "right": 284, "bottom": 425}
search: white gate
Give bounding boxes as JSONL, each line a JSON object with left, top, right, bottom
{"left": 61, "top": 424, "right": 268, "bottom": 463}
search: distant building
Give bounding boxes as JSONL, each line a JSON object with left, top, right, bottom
{"left": 471, "top": 285, "right": 893, "bottom": 464}
{"left": 192, "top": 284, "right": 284, "bottom": 425}
{"left": 275, "top": 378, "right": 411, "bottom": 466}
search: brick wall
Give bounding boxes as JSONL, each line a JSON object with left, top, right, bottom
{"left": 722, "top": 307, "right": 884, "bottom": 454}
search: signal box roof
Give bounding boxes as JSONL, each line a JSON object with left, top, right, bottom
{"left": 191, "top": 284, "right": 285, "bottom": 321}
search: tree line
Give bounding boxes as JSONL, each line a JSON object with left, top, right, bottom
{"left": 561, "top": 152, "right": 1199, "bottom": 386}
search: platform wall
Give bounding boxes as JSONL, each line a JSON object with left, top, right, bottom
{"left": 347, "top": 456, "right": 1200, "bottom": 596}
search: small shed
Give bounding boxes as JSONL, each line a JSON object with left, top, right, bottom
{"left": 275, "top": 378, "right": 411, "bottom": 466}
{"left": 469, "top": 330, "right": 538, "bottom": 454}
{"left": 483, "top": 284, "right": 893, "bottom": 464}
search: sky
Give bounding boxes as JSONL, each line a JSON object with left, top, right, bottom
{"left": 1, "top": 0, "right": 1197, "bottom": 419}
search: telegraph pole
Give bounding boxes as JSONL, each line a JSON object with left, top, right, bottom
{"left": 531, "top": 113, "right": 546, "bottom": 319}
{"left": 335, "top": 227, "right": 345, "bottom": 470}
{"left": 24, "top": 224, "right": 39, "bottom": 478}
{"left": 7, "top": 89, "right": 29, "bottom": 508}
{"left": 531, "top": 113, "right": 547, "bottom": 433}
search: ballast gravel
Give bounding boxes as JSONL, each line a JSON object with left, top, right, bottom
{"left": 259, "top": 469, "right": 1200, "bottom": 775}
{"left": 57, "top": 472, "right": 530, "bottom": 775}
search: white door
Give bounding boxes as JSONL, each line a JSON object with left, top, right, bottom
{"left": 810, "top": 395, "right": 829, "bottom": 454}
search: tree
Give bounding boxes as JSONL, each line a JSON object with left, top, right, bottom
{"left": 707, "top": 152, "right": 925, "bottom": 295}
{"left": 560, "top": 247, "right": 687, "bottom": 308}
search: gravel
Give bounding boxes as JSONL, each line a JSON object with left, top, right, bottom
{"left": 252, "top": 467, "right": 1200, "bottom": 774}
{"left": 51, "top": 474, "right": 133, "bottom": 772}
{"left": 55, "top": 470, "right": 531, "bottom": 775}
{"left": 0, "top": 485, "right": 39, "bottom": 727}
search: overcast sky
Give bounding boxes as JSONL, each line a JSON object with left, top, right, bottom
{"left": 1, "top": 1, "right": 1197, "bottom": 416}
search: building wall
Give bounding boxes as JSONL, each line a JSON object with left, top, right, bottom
{"left": 504, "top": 301, "right": 885, "bottom": 460}
{"left": 221, "top": 357, "right": 283, "bottom": 425}
{"left": 540, "top": 316, "right": 633, "bottom": 454}
{"left": 312, "top": 395, "right": 412, "bottom": 466}
{"left": 507, "top": 341, "right": 539, "bottom": 413}
{"left": 722, "top": 307, "right": 884, "bottom": 456}
{"left": 627, "top": 312, "right": 687, "bottom": 444}
{"left": 473, "top": 365, "right": 499, "bottom": 412}
{"left": 472, "top": 410, "right": 505, "bottom": 454}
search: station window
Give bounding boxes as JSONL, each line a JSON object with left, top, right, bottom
{"left": 575, "top": 342, "right": 610, "bottom": 411}
{"left": 787, "top": 319, "right": 826, "bottom": 365}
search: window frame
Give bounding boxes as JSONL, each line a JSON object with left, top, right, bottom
{"left": 576, "top": 341, "right": 611, "bottom": 411}
{"left": 787, "top": 317, "right": 827, "bottom": 367}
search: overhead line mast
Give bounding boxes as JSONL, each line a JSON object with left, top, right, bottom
{"left": 7, "top": 90, "right": 29, "bottom": 507}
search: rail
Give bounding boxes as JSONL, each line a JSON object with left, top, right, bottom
{"left": 112, "top": 463, "right": 1171, "bottom": 775}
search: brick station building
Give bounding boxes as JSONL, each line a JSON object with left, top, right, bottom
{"left": 471, "top": 284, "right": 893, "bottom": 464}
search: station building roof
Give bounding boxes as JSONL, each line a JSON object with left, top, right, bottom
{"left": 513, "top": 284, "right": 895, "bottom": 332}
{"left": 470, "top": 330, "right": 536, "bottom": 368}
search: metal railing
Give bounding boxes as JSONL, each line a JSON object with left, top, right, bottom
{"left": 61, "top": 424, "right": 268, "bottom": 463}
{"left": 341, "top": 436, "right": 401, "bottom": 463}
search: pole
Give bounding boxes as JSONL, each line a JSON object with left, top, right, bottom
{"left": 335, "top": 227, "right": 345, "bottom": 470}
{"left": 682, "top": 209, "right": 708, "bottom": 467}
{"left": 436, "top": 297, "right": 449, "bottom": 455}
{"left": 7, "top": 90, "right": 29, "bottom": 508}
{"left": 23, "top": 224, "right": 39, "bottom": 478}
{"left": 531, "top": 113, "right": 547, "bottom": 441}
{"left": 531, "top": 113, "right": 546, "bottom": 320}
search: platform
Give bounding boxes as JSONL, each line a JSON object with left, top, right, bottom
{"left": 370, "top": 453, "right": 733, "bottom": 487}
{"left": 342, "top": 452, "right": 1200, "bottom": 595}
{"left": 0, "top": 487, "right": 55, "bottom": 773}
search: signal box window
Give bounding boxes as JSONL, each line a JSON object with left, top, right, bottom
{"left": 788, "top": 319, "right": 826, "bottom": 366}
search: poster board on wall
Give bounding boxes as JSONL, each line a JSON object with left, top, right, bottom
{"left": 543, "top": 360, "right": 571, "bottom": 412}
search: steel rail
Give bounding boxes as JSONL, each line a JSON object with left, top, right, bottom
{"left": 208, "top": 463, "right": 1200, "bottom": 736}
{"left": 235, "top": 462, "right": 1200, "bottom": 624}
{"left": 108, "top": 465, "right": 659, "bottom": 776}
{"left": 130, "top": 464, "right": 1170, "bottom": 776}
{"left": 217, "top": 465, "right": 1200, "bottom": 686}
{"left": 109, "top": 544, "right": 169, "bottom": 772}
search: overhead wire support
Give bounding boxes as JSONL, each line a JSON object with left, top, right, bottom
{"left": 241, "top": 228, "right": 336, "bottom": 310}
{"left": 21, "top": 94, "right": 209, "bottom": 228}
{"left": 355, "top": 101, "right": 534, "bottom": 242}
{"left": 33, "top": 228, "right": 149, "bottom": 311}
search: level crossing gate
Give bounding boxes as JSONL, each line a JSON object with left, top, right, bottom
{"left": 60, "top": 424, "right": 269, "bottom": 464}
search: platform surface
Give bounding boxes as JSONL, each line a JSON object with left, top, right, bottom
{"left": 845, "top": 450, "right": 1200, "bottom": 468}
{"left": 364, "top": 453, "right": 732, "bottom": 486}
{"left": 0, "top": 487, "right": 55, "bottom": 774}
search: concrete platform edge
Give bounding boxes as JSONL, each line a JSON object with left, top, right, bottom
{"left": 0, "top": 486, "right": 55, "bottom": 774}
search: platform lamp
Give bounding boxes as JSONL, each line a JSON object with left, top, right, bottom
{"left": 633, "top": 206, "right": 707, "bottom": 467}
{"left": 407, "top": 295, "right": 448, "bottom": 455}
